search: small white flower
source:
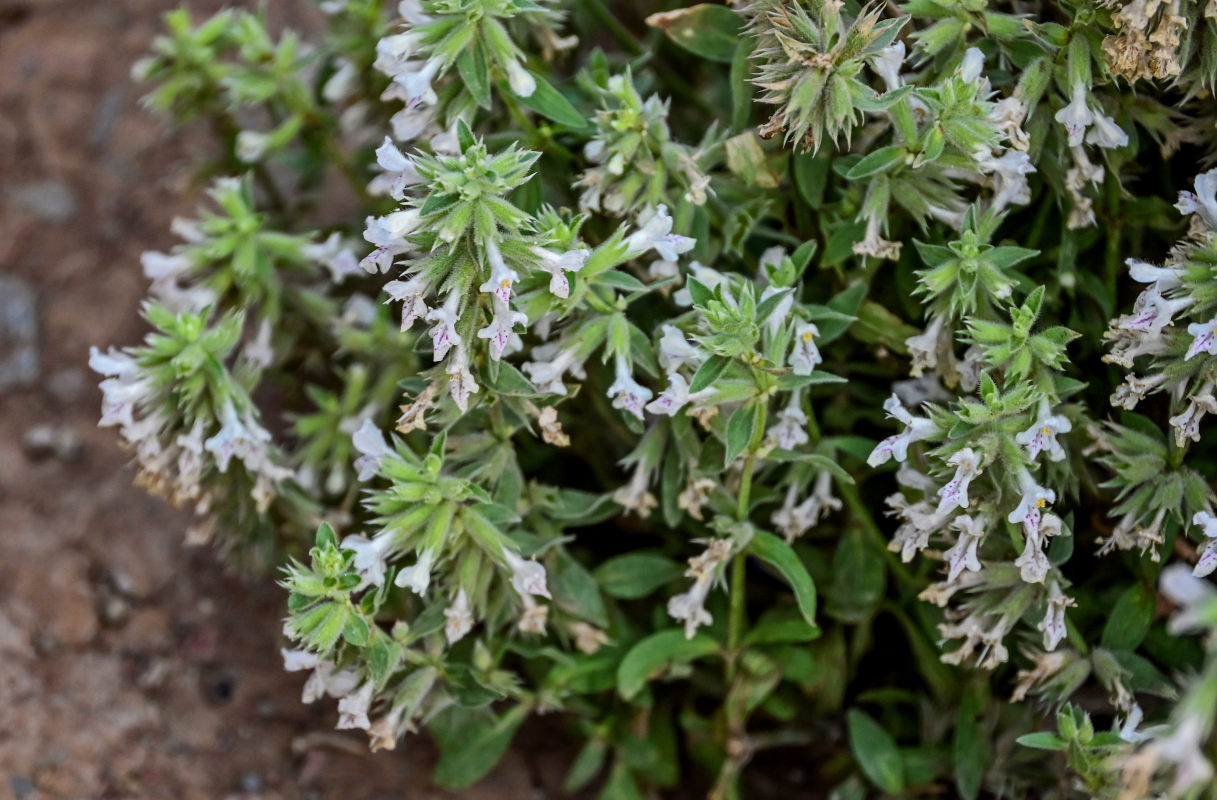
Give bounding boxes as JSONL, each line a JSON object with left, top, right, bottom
{"left": 374, "top": 32, "right": 425, "bottom": 76}
{"left": 236, "top": 130, "right": 270, "bottom": 163}
{"left": 383, "top": 275, "right": 431, "bottom": 330}
{"left": 336, "top": 680, "right": 375, "bottom": 730}
{"left": 959, "top": 47, "right": 985, "bottom": 83}
{"left": 1169, "top": 385, "right": 1217, "bottom": 447}
{"left": 613, "top": 459, "right": 657, "bottom": 518}
{"left": 341, "top": 532, "right": 396, "bottom": 589}
{"left": 478, "top": 239, "right": 520, "bottom": 305}
{"left": 1191, "top": 511, "right": 1217, "bottom": 578}
{"left": 395, "top": 547, "right": 437, "bottom": 595}
{"left": 1186, "top": 318, "right": 1217, "bottom": 361}
{"left": 533, "top": 246, "right": 589, "bottom": 299}
{"left": 282, "top": 650, "right": 360, "bottom": 704}
{"left": 1053, "top": 81, "right": 1093, "bottom": 147}
{"left": 204, "top": 400, "right": 268, "bottom": 473}
{"left": 1127, "top": 258, "right": 1183, "bottom": 293}
{"left": 1176, "top": 168, "right": 1217, "bottom": 228}
{"left": 788, "top": 322, "right": 822, "bottom": 375}
{"left": 394, "top": 57, "right": 442, "bottom": 109}
{"left": 303, "top": 232, "right": 362, "bottom": 283}
{"left": 504, "top": 59, "right": 536, "bottom": 97}
{"left": 976, "top": 149, "right": 1035, "bottom": 212}
{"left": 905, "top": 315, "right": 943, "bottom": 378}
{"left": 444, "top": 589, "right": 475, "bottom": 645}
{"left": 445, "top": 347, "right": 480, "bottom": 412}
{"left": 936, "top": 447, "right": 982, "bottom": 514}
{"left": 607, "top": 355, "right": 652, "bottom": 420}
{"left": 477, "top": 300, "right": 528, "bottom": 361}
{"left": 1007, "top": 469, "right": 1055, "bottom": 539}
{"left": 1015, "top": 407, "right": 1072, "bottom": 462}
{"left": 323, "top": 58, "right": 358, "bottom": 102}
{"left": 626, "top": 205, "right": 695, "bottom": 262}
{"left": 645, "top": 372, "right": 694, "bottom": 416}
{"left": 867, "top": 395, "right": 938, "bottom": 466}
{"left": 667, "top": 579, "right": 713, "bottom": 639}
{"left": 522, "top": 344, "right": 583, "bottom": 395}
{"left": 1037, "top": 581, "right": 1074, "bottom": 651}
{"left": 363, "top": 209, "right": 422, "bottom": 250}
{"left": 944, "top": 515, "right": 984, "bottom": 582}
{"left": 503, "top": 549, "right": 551, "bottom": 598}
{"left": 425, "top": 294, "right": 461, "bottom": 361}
{"left": 1085, "top": 110, "right": 1128, "bottom": 149}
{"left": 657, "top": 325, "right": 703, "bottom": 373}
{"left": 352, "top": 418, "right": 393, "bottom": 481}
{"left": 517, "top": 594, "right": 548, "bottom": 635}
{"left": 767, "top": 400, "right": 809, "bottom": 450}
{"left": 771, "top": 473, "right": 840, "bottom": 542}
{"left": 870, "top": 41, "right": 905, "bottom": 92}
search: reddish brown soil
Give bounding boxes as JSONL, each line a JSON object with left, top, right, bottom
{"left": 0, "top": 3, "right": 556, "bottom": 798}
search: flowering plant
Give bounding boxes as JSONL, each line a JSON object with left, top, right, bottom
{"left": 95, "top": 0, "right": 1217, "bottom": 796}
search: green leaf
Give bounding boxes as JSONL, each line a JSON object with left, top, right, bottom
{"left": 593, "top": 552, "right": 684, "bottom": 599}
{"left": 315, "top": 521, "right": 337, "bottom": 549}
{"left": 647, "top": 4, "right": 743, "bottom": 63}
{"left": 551, "top": 547, "right": 609, "bottom": 627}
{"left": 848, "top": 709, "right": 905, "bottom": 793}
{"left": 1101, "top": 584, "right": 1154, "bottom": 652}
{"left": 617, "top": 629, "right": 719, "bottom": 700}
{"left": 456, "top": 44, "right": 491, "bottom": 109}
{"left": 433, "top": 705, "right": 529, "bottom": 789}
{"left": 1016, "top": 732, "right": 1066, "bottom": 751}
{"left": 484, "top": 361, "right": 538, "bottom": 396}
{"left": 690, "top": 353, "right": 731, "bottom": 393}
{"left": 825, "top": 528, "right": 885, "bottom": 623}
{"left": 517, "top": 73, "right": 587, "bottom": 128}
{"left": 725, "top": 403, "right": 757, "bottom": 466}
{"left": 793, "top": 151, "right": 831, "bottom": 209}
{"left": 954, "top": 692, "right": 988, "bottom": 800}
{"left": 751, "top": 530, "right": 818, "bottom": 630}
{"left": 845, "top": 145, "right": 907, "bottom": 179}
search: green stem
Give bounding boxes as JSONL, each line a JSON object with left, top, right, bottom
{"left": 582, "top": 0, "right": 643, "bottom": 55}
{"left": 502, "top": 93, "right": 577, "bottom": 164}
{"left": 726, "top": 399, "right": 767, "bottom": 680}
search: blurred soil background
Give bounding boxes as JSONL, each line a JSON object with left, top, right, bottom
{"left": 0, "top": 2, "right": 558, "bottom": 797}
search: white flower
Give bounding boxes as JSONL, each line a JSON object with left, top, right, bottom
{"left": 445, "top": 347, "right": 480, "bottom": 412}
{"left": 204, "top": 401, "right": 268, "bottom": 473}
{"left": 522, "top": 344, "right": 583, "bottom": 395}
{"left": 303, "top": 232, "right": 361, "bottom": 283}
{"left": 478, "top": 239, "right": 519, "bottom": 305}
{"left": 607, "top": 356, "right": 652, "bottom": 420}
{"left": 444, "top": 589, "right": 474, "bottom": 645}
{"left": 1085, "top": 110, "right": 1128, "bottom": 149}
{"left": 389, "top": 102, "right": 438, "bottom": 142}
{"left": 532, "top": 246, "right": 589, "bottom": 299}
{"left": 503, "top": 549, "right": 551, "bottom": 598}
{"left": 625, "top": 205, "right": 695, "bottom": 262}
{"left": 1007, "top": 471, "right": 1056, "bottom": 540}
{"left": 425, "top": 293, "right": 461, "bottom": 361}
{"left": 1127, "top": 258, "right": 1183, "bottom": 293}
{"left": 383, "top": 275, "right": 430, "bottom": 330}
{"left": 657, "top": 325, "right": 702, "bottom": 372}
{"left": 613, "top": 460, "right": 657, "bottom": 518}
{"left": 395, "top": 548, "right": 436, "bottom": 595}
{"left": 571, "top": 622, "right": 610, "bottom": 654}
{"left": 944, "top": 515, "right": 984, "bottom": 582}
{"left": 1015, "top": 407, "right": 1072, "bottom": 462}
{"left": 374, "top": 32, "right": 425, "bottom": 76}
{"left": 517, "top": 594, "right": 548, "bottom": 635}
{"left": 788, "top": 322, "right": 822, "bottom": 375}
{"left": 767, "top": 400, "right": 809, "bottom": 450}
{"left": 236, "top": 130, "right": 270, "bottom": 163}
{"left": 477, "top": 300, "right": 528, "bottom": 361}
{"left": 1176, "top": 168, "right": 1217, "bottom": 229}
{"left": 140, "top": 250, "right": 191, "bottom": 282}
{"left": 771, "top": 473, "right": 840, "bottom": 542}
{"left": 1186, "top": 318, "right": 1217, "bottom": 361}
{"left": 905, "top": 315, "right": 943, "bottom": 377}
{"left": 867, "top": 394, "right": 938, "bottom": 466}
{"left": 1169, "top": 385, "right": 1217, "bottom": 447}
{"left": 504, "top": 59, "right": 536, "bottom": 97}
{"left": 1053, "top": 81, "right": 1093, "bottom": 147}
{"left": 363, "top": 209, "right": 421, "bottom": 251}
{"left": 336, "top": 681, "right": 375, "bottom": 730}
{"left": 1161, "top": 562, "right": 1217, "bottom": 635}
{"left": 977, "top": 149, "right": 1035, "bottom": 212}
{"left": 322, "top": 58, "right": 358, "bottom": 102}
{"left": 1038, "top": 581, "right": 1074, "bottom": 651}
{"left": 645, "top": 372, "right": 694, "bottom": 416}
{"left": 959, "top": 47, "right": 985, "bottom": 83}
{"left": 870, "top": 41, "right": 905, "bottom": 92}
{"left": 1191, "top": 511, "right": 1217, "bottom": 578}
{"left": 282, "top": 650, "right": 360, "bottom": 704}
{"left": 352, "top": 418, "right": 393, "bottom": 481}
{"left": 668, "top": 579, "right": 713, "bottom": 639}
{"left": 394, "top": 57, "right": 442, "bottom": 109}
{"left": 935, "top": 447, "right": 982, "bottom": 514}
{"left": 341, "top": 532, "right": 396, "bottom": 589}
{"left": 372, "top": 137, "right": 423, "bottom": 200}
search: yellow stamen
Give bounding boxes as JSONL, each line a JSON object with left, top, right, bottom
{"left": 1036, "top": 498, "right": 1046, "bottom": 508}
{"left": 801, "top": 331, "right": 814, "bottom": 342}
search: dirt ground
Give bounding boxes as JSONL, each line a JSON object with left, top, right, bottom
{"left": 0, "top": 2, "right": 556, "bottom": 798}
